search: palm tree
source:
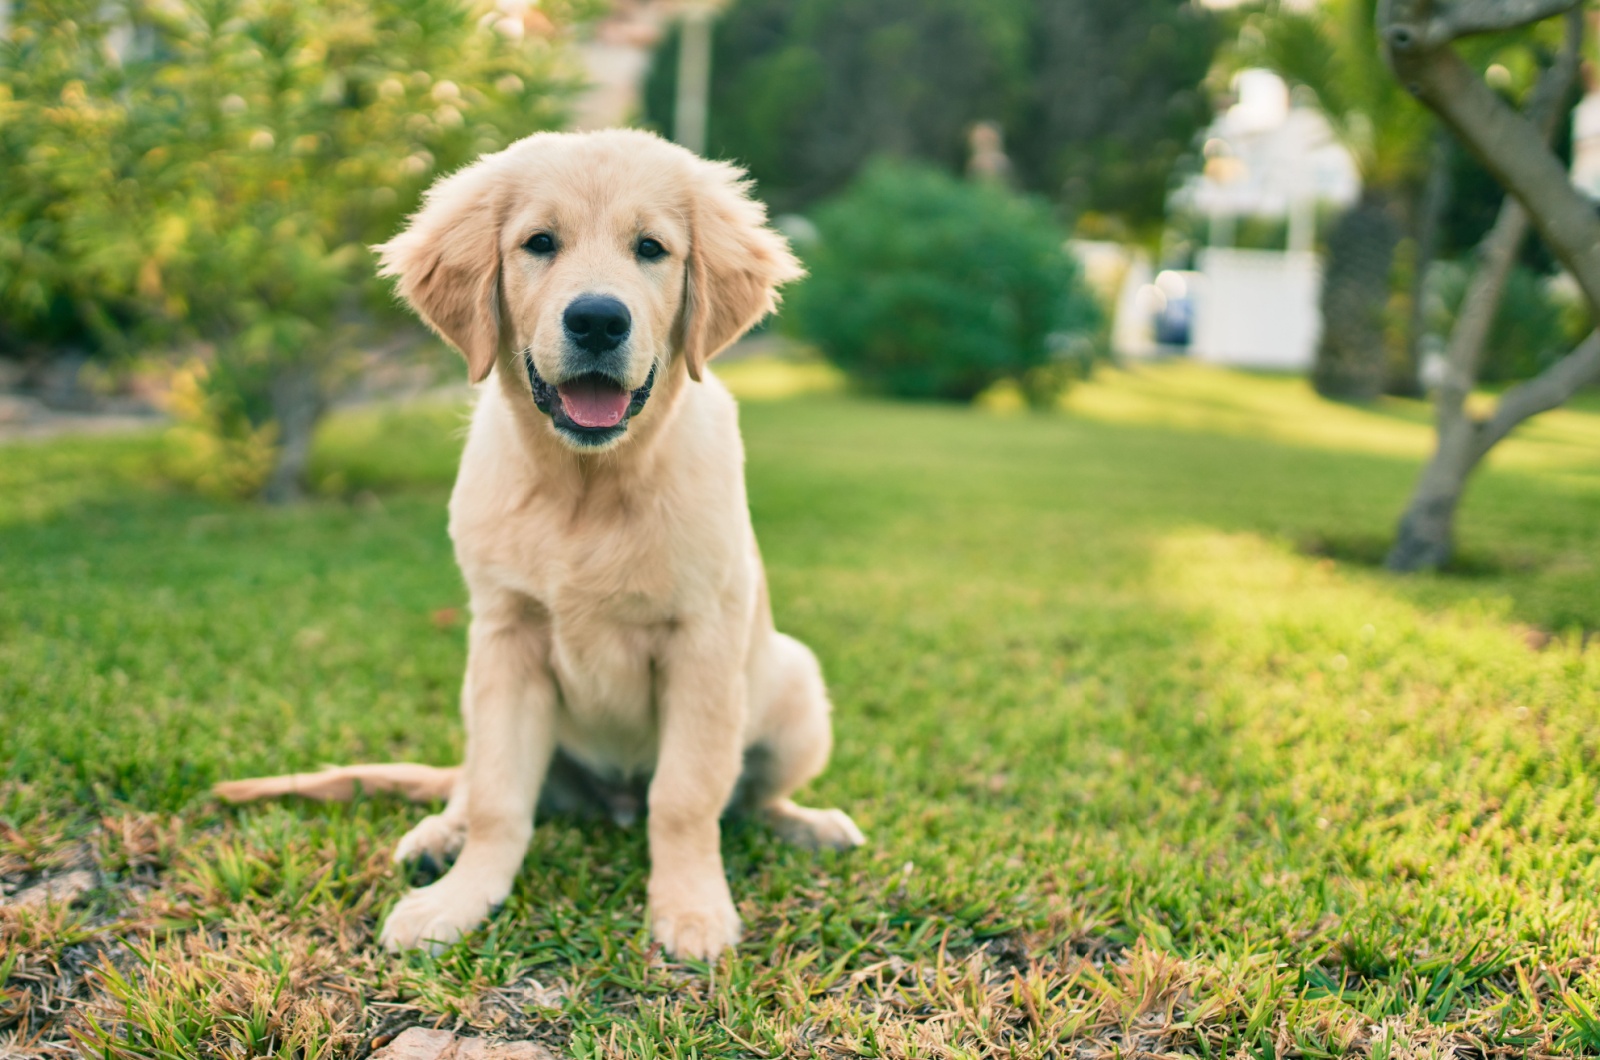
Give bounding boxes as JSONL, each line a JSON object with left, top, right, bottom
{"left": 1250, "top": 0, "right": 1435, "bottom": 401}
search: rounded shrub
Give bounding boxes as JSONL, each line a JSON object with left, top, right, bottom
{"left": 788, "top": 160, "right": 1102, "bottom": 403}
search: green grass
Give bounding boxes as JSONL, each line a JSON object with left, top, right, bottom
{"left": 3, "top": 362, "right": 1600, "bottom": 1058}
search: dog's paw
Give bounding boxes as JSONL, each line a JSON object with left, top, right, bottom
{"left": 379, "top": 879, "right": 499, "bottom": 954}
{"left": 765, "top": 801, "right": 866, "bottom": 851}
{"left": 649, "top": 884, "right": 741, "bottom": 961}
{"left": 393, "top": 812, "right": 467, "bottom": 867}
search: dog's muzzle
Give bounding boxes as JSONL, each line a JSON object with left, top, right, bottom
{"left": 525, "top": 351, "right": 657, "bottom": 447}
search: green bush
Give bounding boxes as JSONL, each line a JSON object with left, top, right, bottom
{"left": 789, "top": 161, "right": 1102, "bottom": 404}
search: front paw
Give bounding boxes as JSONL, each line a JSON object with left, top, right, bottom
{"left": 649, "top": 878, "right": 741, "bottom": 960}
{"left": 379, "top": 877, "right": 501, "bottom": 954}
{"left": 393, "top": 811, "right": 466, "bottom": 869}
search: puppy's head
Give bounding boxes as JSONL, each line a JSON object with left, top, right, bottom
{"left": 376, "top": 130, "right": 803, "bottom": 451}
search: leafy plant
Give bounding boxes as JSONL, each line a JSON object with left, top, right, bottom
{"left": 0, "top": 3, "right": 146, "bottom": 359}
{"left": 163, "top": 360, "right": 280, "bottom": 501}
{"left": 790, "top": 161, "right": 1102, "bottom": 404}
{"left": 0, "top": 0, "right": 583, "bottom": 498}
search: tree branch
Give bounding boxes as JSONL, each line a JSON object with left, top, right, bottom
{"left": 1474, "top": 331, "right": 1600, "bottom": 457}
{"left": 1438, "top": 0, "right": 1579, "bottom": 40}
{"left": 1439, "top": 201, "right": 1530, "bottom": 417}
{"left": 1381, "top": 0, "right": 1580, "bottom": 50}
{"left": 1435, "top": 7, "right": 1578, "bottom": 419}
{"left": 1382, "top": 8, "right": 1600, "bottom": 323}
{"left": 1522, "top": 7, "right": 1584, "bottom": 134}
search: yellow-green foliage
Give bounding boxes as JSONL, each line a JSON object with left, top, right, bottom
{"left": 163, "top": 361, "right": 279, "bottom": 500}
{"left": 0, "top": 0, "right": 586, "bottom": 482}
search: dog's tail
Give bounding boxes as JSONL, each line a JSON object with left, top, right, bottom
{"left": 213, "top": 763, "right": 459, "bottom": 804}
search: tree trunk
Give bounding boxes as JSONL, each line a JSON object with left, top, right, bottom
{"left": 261, "top": 362, "right": 323, "bottom": 504}
{"left": 1313, "top": 190, "right": 1402, "bottom": 402}
{"left": 1389, "top": 332, "right": 1600, "bottom": 569}
{"left": 1382, "top": 2, "right": 1586, "bottom": 571}
{"left": 1387, "top": 193, "right": 1529, "bottom": 570}
{"left": 1388, "top": 417, "right": 1479, "bottom": 569}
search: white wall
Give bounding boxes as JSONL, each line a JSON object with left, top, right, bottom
{"left": 1190, "top": 248, "right": 1321, "bottom": 371}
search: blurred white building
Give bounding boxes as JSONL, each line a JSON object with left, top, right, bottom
{"left": 1571, "top": 91, "right": 1600, "bottom": 201}
{"left": 1175, "top": 69, "right": 1359, "bottom": 254}
{"left": 1118, "top": 69, "right": 1361, "bottom": 370}
{"left": 569, "top": 1, "right": 669, "bottom": 131}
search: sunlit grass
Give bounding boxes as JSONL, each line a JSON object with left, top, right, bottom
{"left": 3, "top": 364, "right": 1599, "bottom": 1057}
{"left": 1070, "top": 359, "right": 1600, "bottom": 482}
{"left": 716, "top": 344, "right": 848, "bottom": 402}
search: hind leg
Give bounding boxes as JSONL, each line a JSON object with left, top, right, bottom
{"left": 744, "top": 633, "right": 864, "bottom": 851}
{"left": 764, "top": 797, "right": 865, "bottom": 850}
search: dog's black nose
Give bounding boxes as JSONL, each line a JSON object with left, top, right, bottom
{"left": 563, "top": 295, "right": 631, "bottom": 354}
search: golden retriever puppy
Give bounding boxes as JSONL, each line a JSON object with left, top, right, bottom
{"left": 214, "top": 129, "right": 864, "bottom": 960}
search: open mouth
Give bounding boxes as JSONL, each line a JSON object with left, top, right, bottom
{"left": 525, "top": 353, "right": 656, "bottom": 446}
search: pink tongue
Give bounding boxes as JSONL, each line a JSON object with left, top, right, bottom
{"left": 557, "top": 377, "right": 631, "bottom": 428}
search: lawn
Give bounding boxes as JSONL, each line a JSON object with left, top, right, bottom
{"left": 3, "top": 360, "right": 1600, "bottom": 1058}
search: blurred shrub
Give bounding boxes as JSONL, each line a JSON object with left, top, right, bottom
{"left": 163, "top": 360, "right": 279, "bottom": 499}
{"left": 644, "top": 0, "right": 1219, "bottom": 229}
{"left": 0, "top": 8, "right": 140, "bottom": 359}
{"left": 790, "top": 161, "right": 1102, "bottom": 404}
{"left": 0, "top": 0, "right": 584, "bottom": 497}
{"left": 1427, "top": 261, "right": 1588, "bottom": 384}
{"left": 307, "top": 397, "right": 469, "bottom": 496}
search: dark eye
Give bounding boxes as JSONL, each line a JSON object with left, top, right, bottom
{"left": 524, "top": 232, "right": 555, "bottom": 255}
{"left": 636, "top": 237, "right": 666, "bottom": 261}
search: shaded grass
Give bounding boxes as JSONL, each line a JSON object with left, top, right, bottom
{"left": 3, "top": 363, "right": 1600, "bottom": 1057}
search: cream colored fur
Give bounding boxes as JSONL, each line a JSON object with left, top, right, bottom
{"left": 213, "top": 130, "right": 863, "bottom": 960}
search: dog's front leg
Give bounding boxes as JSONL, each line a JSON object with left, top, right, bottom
{"left": 647, "top": 623, "right": 748, "bottom": 960}
{"left": 381, "top": 602, "right": 553, "bottom": 954}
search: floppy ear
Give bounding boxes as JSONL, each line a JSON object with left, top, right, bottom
{"left": 682, "top": 160, "right": 806, "bottom": 382}
{"left": 375, "top": 159, "right": 505, "bottom": 383}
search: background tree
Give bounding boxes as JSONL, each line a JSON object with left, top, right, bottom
{"left": 642, "top": 0, "right": 1219, "bottom": 232}
{"left": 1009, "top": 0, "right": 1219, "bottom": 234}
{"left": 1381, "top": 0, "right": 1600, "bottom": 571}
{"left": 0, "top": 0, "right": 582, "bottom": 500}
{"left": 1249, "top": 0, "right": 1434, "bottom": 401}
{"left": 645, "top": 0, "right": 1025, "bottom": 214}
